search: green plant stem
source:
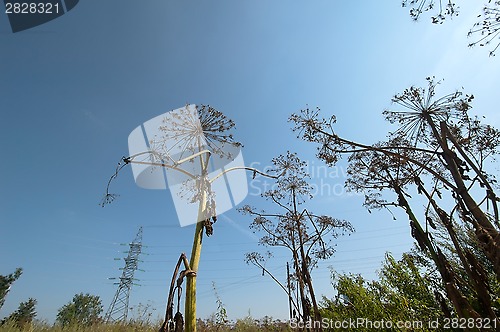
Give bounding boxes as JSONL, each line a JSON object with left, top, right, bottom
{"left": 185, "top": 218, "right": 204, "bottom": 332}
{"left": 185, "top": 151, "right": 208, "bottom": 332}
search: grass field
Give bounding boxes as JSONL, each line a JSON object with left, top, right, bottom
{"left": 0, "top": 317, "right": 293, "bottom": 332}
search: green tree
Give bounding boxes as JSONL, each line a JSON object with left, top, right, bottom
{"left": 56, "top": 293, "right": 103, "bottom": 327}
{"left": 322, "top": 253, "right": 444, "bottom": 331}
{"left": 0, "top": 268, "right": 22, "bottom": 310}
{"left": 2, "top": 298, "right": 37, "bottom": 328}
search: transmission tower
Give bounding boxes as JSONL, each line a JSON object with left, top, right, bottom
{"left": 105, "top": 226, "right": 143, "bottom": 323}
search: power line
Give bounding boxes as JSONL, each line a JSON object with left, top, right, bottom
{"left": 104, "top": 227, "right": 144, "bottom": 323}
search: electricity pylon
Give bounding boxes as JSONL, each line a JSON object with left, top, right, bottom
{"left": 105, "top": 226, "right": 143, "bottom": 323}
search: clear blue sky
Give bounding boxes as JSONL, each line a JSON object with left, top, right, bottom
{"left": 1, "top": 0, "right": 499, "bottom": 324}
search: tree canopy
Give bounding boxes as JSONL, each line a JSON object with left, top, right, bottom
{"left": 0, "top": 268, "right": 22, "bottom": 310}
{"left": 56, "top": 293, "right": 103, "bottom": 327}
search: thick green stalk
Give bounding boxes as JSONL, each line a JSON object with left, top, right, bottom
{"left": 185, "top": 143, "right": 208, "bottom": 332}
{"left": 185, "top": 197, "right": 206, "bottom": 332}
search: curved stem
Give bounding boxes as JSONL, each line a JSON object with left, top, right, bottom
{"left": 303, "top": 120, "right": 458, "bottom": 191}
{"left": 126, "top": 149, "right": 212, "bottom": 180}
{"left": 248, "top": 259, "right": 301, "bottom": 315}
{"left": 323, "top": 133, "right": 458, "bottom": 191}
{"left": 209, "top": 166, "right": 279, "bottom": 183}
{"left": 126, "top": 160, "right": 196, "bottom": 179}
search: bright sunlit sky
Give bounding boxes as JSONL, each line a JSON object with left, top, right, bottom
{"left": 1, "top": 0, "right": 500, "bottom": 324}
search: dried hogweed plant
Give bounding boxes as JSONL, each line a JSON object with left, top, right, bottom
{"left": 290, "top": 77, "right": 500, "bottom": 323}
{"left": 468, "top": 1, "right": 500, "bottom": 56}
{"left": 402, "top": 0, "right": 459, "bottom": 24}
{"left": 102, "top": 104, "right": 273, "bottom": 332}
{"left": 239, "top": 152, "right": 354, "bottom": 331}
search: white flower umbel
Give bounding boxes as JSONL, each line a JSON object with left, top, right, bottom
{"left": 127, "top": 104, "right": 247, "bottom": 227}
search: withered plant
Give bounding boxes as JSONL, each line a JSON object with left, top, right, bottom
{"left": 103, "top": 105, "right": 272, "bottom": 332}
{"left": 240, "top": 152, "right": 354, "bottom": 331}
{"left": 290, "top": 77, "right": 500, "bottom": 326}
{"left": 401, "top": 0, "right": 500, "bottom": 56}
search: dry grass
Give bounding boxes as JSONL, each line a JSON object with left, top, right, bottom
{"left": 0, "top": 318, "right": 292, "bottom": 332}
{"left": 0, "top": 321, "right": 157, "bottom": 332}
